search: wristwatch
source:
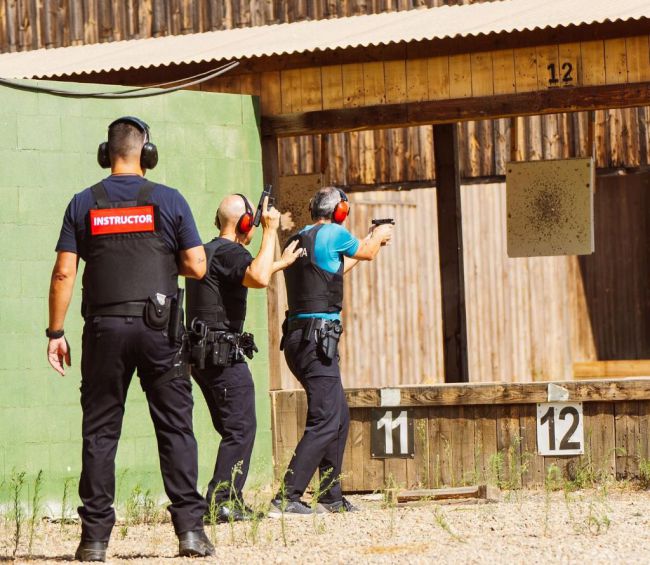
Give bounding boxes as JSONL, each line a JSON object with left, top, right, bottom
{"left": 45, "top": 328, "right": 65, "bottom": 339}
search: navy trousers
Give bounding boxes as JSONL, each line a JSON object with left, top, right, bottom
{"left": 79, "top": 316, "right": 206, "bottom": 541}
{"left": 193, "top": 362, "right": 256, "bottom": 506}
{"left": 281, "top": 327, "right": 350, "bottom": 503}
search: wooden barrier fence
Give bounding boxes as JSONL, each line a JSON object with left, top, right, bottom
{"left": 270, "top": 379, "right": 650, "bottom": 492}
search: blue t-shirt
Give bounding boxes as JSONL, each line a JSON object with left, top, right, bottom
{"left": 55, "top": 175, "right": 202, "bottom": 259}
{"left": 292, "top": 223, "right": 359, "bottom": 321}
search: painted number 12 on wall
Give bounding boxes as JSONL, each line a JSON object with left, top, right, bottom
{"left": 536, "top": 402, "right": 584, "bottom": 456}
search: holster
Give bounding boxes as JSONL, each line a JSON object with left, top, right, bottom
{"left": 317, "top": 320, "right": 343, "bottom": 361}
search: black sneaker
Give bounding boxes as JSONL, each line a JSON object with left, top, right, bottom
{"left": 178, "top": 529, "right": 215, "bottom": 557}
{"left": 318, "top": 497, "right": 360, "bottom": 513}
{"left": 268, "top": 498, "right": 317, "bottom": 518}
{"left": 74, "top": 540, "right": 108, "bottom": 562}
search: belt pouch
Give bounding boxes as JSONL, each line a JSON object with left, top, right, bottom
{"left": 144, "top": 295, "right": 171, "bottom": 330}
{"left": 212, "top": 340, "right": 232, "bottom": 367}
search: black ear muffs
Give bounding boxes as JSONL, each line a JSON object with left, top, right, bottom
{"left": 97, "top": 116, "right": 158, "bottom": 170}
{"left": 331, "top": 189, "right": 350, "bottom": 224}
{"left": 235, "top": 194, "right": 254, "bottom": 234}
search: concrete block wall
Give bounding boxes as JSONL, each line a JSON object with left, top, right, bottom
{"left": 0, "top": 81, "right": 270, "bottom": 508}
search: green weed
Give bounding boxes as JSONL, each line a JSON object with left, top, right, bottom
{"left": 27, "top": 470, "right": 44, "bottom": 556}
{"left": 10, "top": 469, "right": 27, "bottom": 558}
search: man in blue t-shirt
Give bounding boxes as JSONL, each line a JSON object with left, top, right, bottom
{"left": 46, "top": 117, "right": 214, "bottom": 559}
{"left": 270, "top": 186, "right": 393, "bottom": 516}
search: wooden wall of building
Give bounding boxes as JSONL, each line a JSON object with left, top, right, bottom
{"left": 0, "top": 0, "right": 481, "bottom": 52}
{"left": 278, "top": 109, "right": 650, "bottom": 185}
{"left": 311, "top": 171, "right": 648, "bottom": 390}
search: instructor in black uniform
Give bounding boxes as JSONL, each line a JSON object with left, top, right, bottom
{"left": 47, "top": 117, "right": 214, "bottom": 560}
{"left": 186, "top": 194, "right": 301, "bottom": 521}
{"left": 270, "top": 186, "right": 393, "bottom": 516}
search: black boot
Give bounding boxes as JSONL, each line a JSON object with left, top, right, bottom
{"left": 74, "top": 541, "right": 108, "bottom": 562}
{"left": 178, "top": 530, "right": 215, "bottom": 557}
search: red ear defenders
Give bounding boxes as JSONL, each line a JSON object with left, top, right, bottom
{"left": 97, "top": 116, "right": 159, "bottom": 170}
{"left": 309, "top": 188, "right": 350, "bottom": 224}
{"left": 331, "top": 189, "right": 350, "bottom": 224}
{"left": 216, "top": 194, "right": 254, "bottom": 234}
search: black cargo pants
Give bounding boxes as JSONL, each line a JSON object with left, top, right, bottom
{"left": 192, "top": 361, "right": 256, "bottom": 507}
{"left": 79, "top": 316, "right": 206, "bottom": 542}
{"left": 280, "top": 326, "right": 350, "bottom": 504}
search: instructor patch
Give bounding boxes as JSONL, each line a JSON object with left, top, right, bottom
{"left": 89, "top": 206, "right": 156, "bottom": 235}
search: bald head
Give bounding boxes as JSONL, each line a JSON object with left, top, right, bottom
{"left": 216, "top": 194, "right": 250, "bottom": 229}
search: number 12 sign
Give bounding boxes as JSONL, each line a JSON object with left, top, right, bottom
{"left": 536, "top": 402, "right": 584, "bottom": 456}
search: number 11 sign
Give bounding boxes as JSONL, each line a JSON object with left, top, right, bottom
{"left": 536, "top": 402, "right": 584, "bottom": 456}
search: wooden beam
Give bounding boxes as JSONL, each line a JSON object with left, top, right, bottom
{"left": 262, "top": 81, "right": 650, "bottom": 136}
{"left": 433, "top": 124, "right": 469, "bottom": 383}
{"left": 262, "top": 135, "right": 283, "bottom": 391}
{"left": 574, "top": 360, "right": 650, "bottom": 379}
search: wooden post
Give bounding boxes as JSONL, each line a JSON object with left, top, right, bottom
{"left": 262, "top": 135, "right": 283, "bottom": 390}
{"left": 433, "top": 123, "right": 469, "bottom": 383}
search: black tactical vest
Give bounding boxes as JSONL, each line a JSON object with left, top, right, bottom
{"left": 82, "top": 182, "right": 178, "bottom": 309}
{"left": 284, "top": 224, "right": 344, "bottom": 316}
{"left": 185, "top": 238, "right": 248, "bottom": 332}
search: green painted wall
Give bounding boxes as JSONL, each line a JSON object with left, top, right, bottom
{"left": 0, "top": 81, "right": 270, "bottom": 509}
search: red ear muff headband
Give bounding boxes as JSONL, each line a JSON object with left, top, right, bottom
{"left": 235, "top": 194, "right": 254, "bottom": 234}
{"left": 331, "top": 189, "right": 350, "bottom": 224}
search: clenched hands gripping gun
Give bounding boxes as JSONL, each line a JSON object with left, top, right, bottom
{"left": 253, "top": 184, "right": 276, "bottom": 227}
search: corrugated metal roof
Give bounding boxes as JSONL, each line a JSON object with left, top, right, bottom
{"left": 0, "top": 0, "right": 648, "bottom": 79}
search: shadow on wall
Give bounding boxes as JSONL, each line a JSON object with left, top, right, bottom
{"left": 578, "top": 171, "right": 650, "bottom": 360}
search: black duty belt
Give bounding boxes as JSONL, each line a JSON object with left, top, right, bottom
{"left": 84, "top": 301, "right": 146, "bottom": 318}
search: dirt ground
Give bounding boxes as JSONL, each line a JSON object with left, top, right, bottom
{"left": 3, "top": 488, "right": 650, "bottom": 564}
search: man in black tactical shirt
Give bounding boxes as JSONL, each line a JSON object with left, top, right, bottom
{"left": 186, "top": 194, "right": 301, "bottom": 521}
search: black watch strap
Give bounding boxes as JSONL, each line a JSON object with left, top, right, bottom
{"left": 46, "top": 328, "right": 65, "bottom": 339}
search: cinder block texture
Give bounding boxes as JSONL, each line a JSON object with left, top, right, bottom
{"left": 0, "top": 81, "right": 269, "bottom": 504}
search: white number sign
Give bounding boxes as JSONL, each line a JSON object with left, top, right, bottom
{"left": 536, "top": 402, "right": 584, "bottom": 456}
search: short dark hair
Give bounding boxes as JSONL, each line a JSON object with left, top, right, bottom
{"left": 107, "top": 122, "right": 145, "bottom": 161}
{"left": 311, "top": 186, "right": 341, "bottom": 219}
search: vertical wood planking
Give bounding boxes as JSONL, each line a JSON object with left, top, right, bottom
{"left": 384, "top": 60, "right": 407, "bottom": 104}
{"left": 260, "top": 71, "right": 282, "bottom": 115}
{"left": 492, "top": 49, "right": 516, "bottom": 95}
{"left": 321, "top": 65, "right": 344, "bottom": 110}
{"left": 496, "top": 405, "right": 521, "bottom": 486}
{"left": 474, "top": 404, "right": 498, "bottom": 483}
{"left": 519, "top": 404, "right": 544, "bottom": 487}
{"left": 625, "top": 36, "right": 650, "bottom": 82}
{"left": 299, "top": 67, "right": 323, "bottom": 111}
{"left": 470, "top": 52, "right": 494, "bottom": 97}
{"left": 362, "top": 61, "right": 385, "bottom": 105}
{"left": 280, "top": 68, "right": 302, "bottom": 112}
{"left": 449, "top": 54, "right": 472, "bottom": 98}
{"left": 427, "top": 56, "right": 450, "bottom": 100}
{"left": 341, "top": 63, "right": 364, "bottom": 107}
{"left": 344, "top": 409, "right": 365, "bottom": 491}
{"left": 406, "top": 58, "right": 429, "bottom": 102}
{"left": 513, "top": 47, "right": 538, "bottom": 92}
{"left": 581, "top": 40, "right": 606, "bottom": 86}
{"left": 604, "top": 38, "right": 628, "bottom": 85}
{"left": 615, "top": 401, "right": 640, "bottom": 479}
{"left": 583, "top": 401, "right": 616, "bottom": 479}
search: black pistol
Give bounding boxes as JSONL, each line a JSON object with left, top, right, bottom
{"left": 253, "top": 184, "right": 275, "bottom": 227}
{"left": 371, "top": 218, "right": 395, "bottom": 226}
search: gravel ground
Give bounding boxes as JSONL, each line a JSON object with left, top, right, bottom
{"left": 3, "top": 488, "right": 650, "bottom": 564}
